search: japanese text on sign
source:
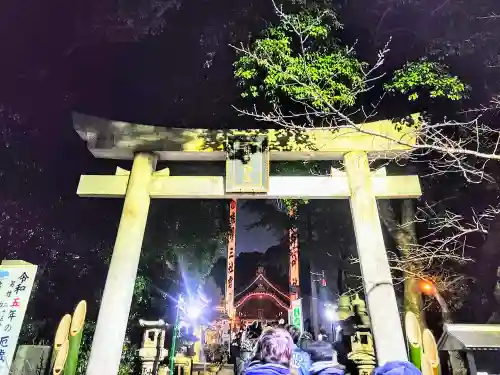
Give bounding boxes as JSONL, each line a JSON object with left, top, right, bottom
{"left": 289, "top": 205, "right": 300, "bottom": 301}
{"left": 225, "top": 136, "right": 270, "bottom": 193}
{"left": 291, "top": 299, "right": 303, "bottom": 333}
{"left": 226, "top": 200, "right": 237, "bottom": 318}
{"left": 0, "top": 263, "right": 37, "bottom": 375}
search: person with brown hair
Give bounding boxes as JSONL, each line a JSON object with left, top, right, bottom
{"left": 243, "top": 328, "right": 294, "bottom": 375}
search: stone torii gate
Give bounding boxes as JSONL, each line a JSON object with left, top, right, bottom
{"left": 73, "top": 112, "right": 421, "bottom": 375}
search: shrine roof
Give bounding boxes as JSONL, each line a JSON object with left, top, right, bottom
{"left": 235, "top": 267, "right": 289, "bottom": 303}
{"left": 72, "top": 112, "right": 420, "bottom": 161}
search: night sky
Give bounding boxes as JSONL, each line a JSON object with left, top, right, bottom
{"left": 236, "top": 201, "right": 281, "bottom": 254}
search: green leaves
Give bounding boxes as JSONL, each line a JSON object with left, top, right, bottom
{"left": 385, "top": 60, "right": 469, "bottom": 101}
{"left": 278, "top": 10, "right": 339, "bottom": 39}
{"left": 233, "top": 9, "right": 366, "bottom": 111}
{"left": 234, "top": 2, "right": 471, "bottom": 116}
{"left": 132, "top": 275, "right": 151, "bottom": 308}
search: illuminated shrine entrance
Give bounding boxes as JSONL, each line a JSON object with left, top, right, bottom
{"left": 73, "top": 112, "right": 422, "bottom": 375}
{"left": 225, "top": 199, "right": 299, "bottom": 324}
{"left": 234, "top": 266, "right": 290, "bottom": 325}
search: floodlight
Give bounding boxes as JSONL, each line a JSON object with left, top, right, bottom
{"left": 324, "top": 304, "right": 338, "bottom": 322}
{"left": 187, "top": 305, "right": 202, "bottom": 320}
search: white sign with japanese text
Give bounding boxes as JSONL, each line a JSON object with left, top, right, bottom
{"left": 291, "top": 298, "right": 303, "bottom": 333}
{"left": 0, "top": 263, "right": 37, "bottom": 375}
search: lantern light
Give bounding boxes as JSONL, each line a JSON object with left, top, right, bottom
{"left": 418, "top": 279, "right": 437, "bottom": 296}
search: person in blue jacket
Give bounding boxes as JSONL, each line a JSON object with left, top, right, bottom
{"left": 373, "top": 361, "right": 422, "bottom": 375}
{"left": 285, "top": 325, "right": 312, "bottom": 375}
{"left": 304, "top": 339, "right": 344, "bottom": 375}
{"left": 243, "top": 328, "right": 294, "bottom": 375}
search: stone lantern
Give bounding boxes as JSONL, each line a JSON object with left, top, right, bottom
{"left": 138, "top": 319, "right": 169, "bottom": 375}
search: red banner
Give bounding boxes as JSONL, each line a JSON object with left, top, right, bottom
{"left": 226, "top": 200, "right": 237, "bottom": 318}
{"left": 289, "top": 205, "right": 299, "bottom": 303}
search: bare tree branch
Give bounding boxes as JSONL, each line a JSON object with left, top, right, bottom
{"left": 232, "top": 2, "right": 500, "bottom": 184}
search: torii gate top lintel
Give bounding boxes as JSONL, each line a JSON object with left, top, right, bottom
{"left": 72, "top": 112, "right": 419, "bottom": 161}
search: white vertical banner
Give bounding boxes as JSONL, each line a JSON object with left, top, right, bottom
{"left": 0, "top": 262, "right": 37, "bottom": 375}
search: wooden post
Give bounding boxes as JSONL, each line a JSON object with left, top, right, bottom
{"left": 344, "top": 151, "right": 408, "bottom": 364}
{"left": 85, "top": 152, "right": 157, "bottom": 375}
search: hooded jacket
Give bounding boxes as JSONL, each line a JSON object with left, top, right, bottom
{"left": 373, "top": 361, "right": 422, "bottom": 375}
{"left": 243, "top": 362, "right": 291, "bottom": 375}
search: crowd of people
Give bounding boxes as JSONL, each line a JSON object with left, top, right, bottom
{"left": 229, "top": 322, "right": 422, "bottom": 375}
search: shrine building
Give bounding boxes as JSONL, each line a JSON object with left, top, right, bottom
{"left": 234, "top": 266, "right": 289, "bottom": 326}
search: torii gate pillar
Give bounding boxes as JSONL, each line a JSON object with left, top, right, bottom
{"left": 345, "top": 151, "right": 407, "bottom": 363}
{"left": 85, "top": 152, "right": 157, "bottom": 375}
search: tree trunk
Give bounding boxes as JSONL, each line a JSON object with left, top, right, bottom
{"left": 434, "top": 293, "right": 467, "bottom": 375}
{"left": 470, "top": 214, "right": 500, "bottom": 322}
{"left": 378, "top": 200, "right": 424, "bottom": 326}
{"left": 400, "top": 200, "right": 424, "bottom": 323}
{"left": 487, "top": 270, "right": 500, "bottom": 323}
{"left": 379, "top": 197, "right": 470, "bottom": 374}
